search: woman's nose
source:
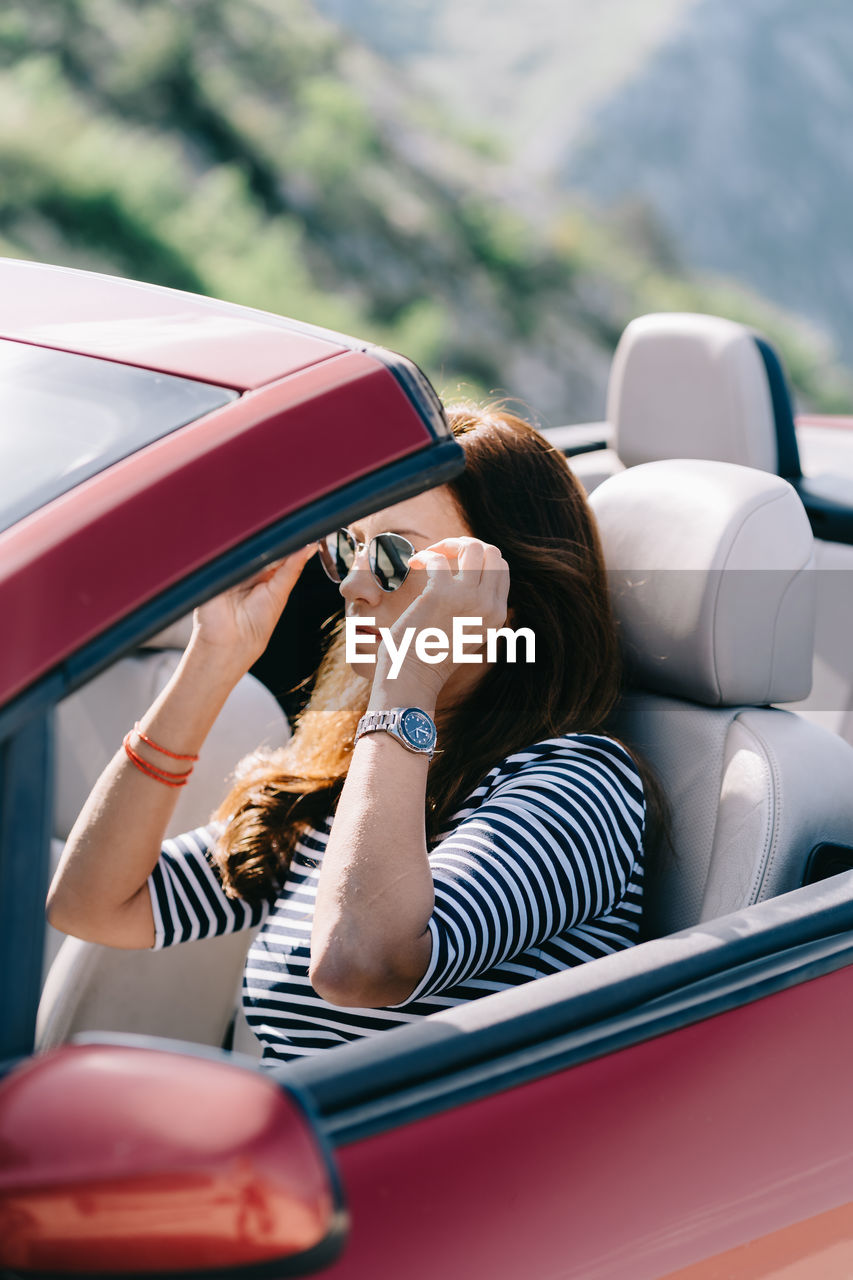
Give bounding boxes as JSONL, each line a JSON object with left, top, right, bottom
{"left": 338, "top": 546, "right": 382, "bottom": 605}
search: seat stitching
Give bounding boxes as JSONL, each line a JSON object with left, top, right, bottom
{"left": 732, "top": 713, "right": 781, "bottom": 904}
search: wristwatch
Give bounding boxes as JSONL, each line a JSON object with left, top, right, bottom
{"left": 354, "top": 707, "right": 437, "bottom": 758}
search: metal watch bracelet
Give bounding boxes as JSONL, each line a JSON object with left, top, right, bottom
{"left": 354, "top": 707, "right": 437, "bottom": 757}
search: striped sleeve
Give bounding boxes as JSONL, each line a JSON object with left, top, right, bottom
{"left": 391, "top": 736, "right": 645, "bottom": 1006}
{"left": 147, "top": 825, "right": 269, "bottom": 949}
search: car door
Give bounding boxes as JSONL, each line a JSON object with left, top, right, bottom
{"left": 280, "top": 872, "right": 853, "bottom": 1279}
{"left": 0, "top": 325, "right": 464, "bottom": 1064}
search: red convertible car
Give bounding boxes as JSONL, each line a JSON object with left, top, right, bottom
{"left": 2, "top": 261, "right": 853, "bottom": 1279}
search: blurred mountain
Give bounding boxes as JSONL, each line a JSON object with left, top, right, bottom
{"left": 0, "top": 0, "right": 849, "bottom": 421}
{"left": 566, "top": 0, "right": 853, "bottom": 368}
{"left": 314, "top": 0, "right": 853, "bottom": 376}
{"left": 313, "top": 0, "right": 697, "bottom": 178}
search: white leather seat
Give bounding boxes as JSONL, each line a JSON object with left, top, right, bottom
{"left": 570, "top": 312, "right": 783, "bottom": 494}
{"left": 572, "top": 312, "right": 853, "bottom": 748}
{"left": 591, "top": 459, "right": 853, "bottom": 937}
{"left": 38, "top": 625, "right": 288, "bottom": 1055}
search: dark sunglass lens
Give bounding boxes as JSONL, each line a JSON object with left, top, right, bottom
{"left": 371, "top": 533, "right": 414, "bottom": 591}
{"left": 334, "top": 528, "right": 358, "bottom": 580}
{"left": 319, "top": 529, "right": 356, "bottom": 583}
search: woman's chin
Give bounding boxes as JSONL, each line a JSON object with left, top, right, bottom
{"left": 345, "top": 659, "right": 376, "bottom": 683}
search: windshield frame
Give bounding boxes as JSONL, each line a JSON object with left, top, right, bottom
{"left": 0, "top": 340, "right": 237, "bottom": 534}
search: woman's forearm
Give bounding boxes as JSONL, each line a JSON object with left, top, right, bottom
{"left": 47, "top": 638, "right": 242, "bottom": 948}
{"left": 47, "top": 550, "right": 312, "bottom": 948}
{"left": 309, "top": 673, "right": 438, "bottom": 1007}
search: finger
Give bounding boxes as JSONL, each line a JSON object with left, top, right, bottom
{"left": 485, "top": 550, "right": 509, "bottom": 585}
{"left": 456, "top": 539, "right": 486, "bottom": 580}
{"left": 475, "top": 545, "right": 508, "bottom": 606}
{"left": 413, "top": 536, "right": 491, "bottom": 578}
{"left": 422, "top": 537, "right": 477, "bottom": 550}
{"left": 488, "top": 556, "right": 511, "bottom": 624}
{"left": 481, "top": 545, "right": 506, "bottom": 586}
{"left": 419, "top": 536, "right": 472, "bottom": 557}
{"left": 428, "top": 537, "right": 501, "bottom": 565}
{"left": 269, "top": 544, "right": 315, "bottom": 587}
{"left": 244, "top": 544, "right": 313, "bottom": 593}
{"left": 412, "top": 537, "right": 469, "bottom": 567}
{"left": 408, "top": 547, "right": 454, "bottom": 572}
{"left": 408, "top": 548, "right": 453, "bottom": 573}
{"left": 291, "top": 542, "right": 317, "bottom": 568}
{"left": 247, "top": 560, "right": 285, "bottom": 587}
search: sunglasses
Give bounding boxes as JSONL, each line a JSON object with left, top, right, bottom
{"left": 318, "top": 527, "right": 416, "bottom": 592}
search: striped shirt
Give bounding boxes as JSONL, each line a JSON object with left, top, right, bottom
{"left": 148, "top": 733, "right": 645, "bottom": 1064}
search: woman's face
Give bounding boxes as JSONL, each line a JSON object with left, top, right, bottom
{"left": 334, "top": 485, "right": 471, "bottom": 680}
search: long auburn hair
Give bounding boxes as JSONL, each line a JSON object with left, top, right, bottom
{"left": 213, "top": 403, "right": 628, "bottom": 903}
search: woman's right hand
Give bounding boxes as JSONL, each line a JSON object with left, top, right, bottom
{"left": 191, "top": 544, "right": 316, "bottom": 675}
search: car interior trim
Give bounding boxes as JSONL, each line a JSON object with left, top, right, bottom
{"left": 752, "top": 336, "right": 802, "bottom": 480}
{"left": 803, "top": 841, "right": 853, "bottom": 883}
{"left": 540, "top": 420, "right": 614, "bottom": 456}
{"left": 792, "top": 473, "right": 853, "bottom": 545}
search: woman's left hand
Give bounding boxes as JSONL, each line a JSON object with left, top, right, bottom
{"left": 191, "top": 544, "right": 315, "bottom": 677}
{"left": 375, "top": 537, "right": 510, "bottom": 697}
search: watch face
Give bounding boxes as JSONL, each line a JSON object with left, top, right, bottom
{"left": 400, "top": 708, "right": 437, "bottom": 751}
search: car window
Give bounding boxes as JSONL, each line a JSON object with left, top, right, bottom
{"left": 0, "top": 340, "right": 237, "bottom": 532}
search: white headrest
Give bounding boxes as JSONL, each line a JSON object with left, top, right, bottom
{"left": 590, "top": 460, "right": 815, "bottom": 706}
{"left": 608, "top": 314, "right": 779, "bottom": 472}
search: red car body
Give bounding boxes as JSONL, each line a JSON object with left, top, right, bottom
{"left": 2, "top": 260, "right": 853, "bottom": 1279}
{"left": 0, "top": 259, "right": 453, "bottom": 711}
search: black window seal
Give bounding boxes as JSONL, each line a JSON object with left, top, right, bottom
{"left": 752, "top": 336, "right": 802, "bottom": 480}
{"left": 790, "top": 474, "right": 853, "bottom": 547}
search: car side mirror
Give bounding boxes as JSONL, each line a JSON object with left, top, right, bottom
{"left": 0, "top": 1041, "right": 345, "bottom": 1276}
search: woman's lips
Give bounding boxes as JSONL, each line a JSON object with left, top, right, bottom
{"left": 349, "top": 621, "right": 381, "bottom": 639}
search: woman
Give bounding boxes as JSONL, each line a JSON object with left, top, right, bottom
{"left": 48, "top": 404, "right": 646, "bottom": 1065}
